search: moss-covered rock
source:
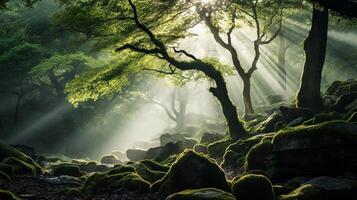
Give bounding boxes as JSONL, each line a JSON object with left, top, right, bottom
{"left": 0, "top": 190, "right": 19, "bottom": 200}
{"left": 166, "top": 188, "right": 236, "bottom": 200}
{"left": 108, "top": 164, "right": 136, "bottom": 175}
{"left": 100, "top": 154, "right": 121, "bottom": 164}
{"left": 245, "top": 137, "right": 273, "bottom": 171}
{"left": 2, "top": 157, "right": 40, "bottom": 176}
{"left": 207, "top": 139, "right": 234, "bottom": 159}
{"left": 52, "top": 164, "right": 83, "bottom": 177}
{"left": 0, "top": 141, "right": 42, "bottom": 175}
{"left": 231, "top": 174, "right": 274, "bottom": 200}
{"left": 126, "top": 149, "right": 147, "bottom": 162}
{"left": 140, "top": 160, "right": 170, "bottom": 172}
{"left": 194, "top": 144, "right": 208, "bottom": 154}
{"left": 347, "top": 112, "right": 357, "bottom": 122}
{"left": 278, "top": 184, "right": 320, "bottom": 200}
{"left": 156, "top": 150, "right": 230, "bottom": 196}
{"left": 56, "top": 188, "right": 86, "bottom": 198}
{"left": 146, "top": 142, "right": 184, "bottom": 162}
{"left": 256, "top": 113, "right": 285, "bottom": 133}
{"left": 79, "top": 161, "right": 109, "bottom": 173}
{"left": 312, "top": 112, "right": 342, "bottom": 124}
{"left": 221, "top": 135, "right": 266, "bottom": 170}
{"left": 132, "top": 162, "right": 166, "bottom": 183}
{"left": 200, "top": 132, "right": 225, "bottom": 144}
{"left": 83, "top": 172, "right": 150, "bottom": 195}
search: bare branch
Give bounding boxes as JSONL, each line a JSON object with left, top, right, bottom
{"left": 172, "top": 47, "right": 198, "bottom": 60}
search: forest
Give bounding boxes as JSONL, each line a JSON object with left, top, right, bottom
{"left": 0, "top": 0, "right": 356, "bottom": 199}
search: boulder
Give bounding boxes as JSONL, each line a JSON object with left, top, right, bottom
{"left": 325, "top": 79, "right": 357, "bottom": 97}
{"left": 52, "top": 164, "right": 83, "bottom": 177}
{"left": 3, "top": 157, "right": 41, "bottom": 176}
{"left": 111, "top": 151, "right": 128, "bottom": 161}
{"left": 146, "top": 142, "right": 184, "bottom": 162}
{"left": 231, "top": 174, "right": 274, "bottom": 200}
{"left": 160, "top": 133, "right": 186, "bottom": 146}
{"left": 132, "top": 162, "right": 166, "bottom": 183}
{"left": 0, "top": 171, "right": 10, "bottom": 181}
{"left": 83, "top": 172, "right": 150, "bottom": 195}
{"left": 347, "top": 112, "right": 357, "bottom": 122}
{"left": 200, "top": 132, "right": 225, "bottom": 144}
{"left": 166, "top": 188, "right": 236, "bottom": 200}
{"left": 155, "top": 150, "right": 230, "bottom": 196}
{"left": 100, "top": 154, "right": 121, "bottom": 164}
{"left": 279, "top": 177, "right": 357, "bottom": 200}
{"left": 271, "top": 121, "right": 357, "bottom": 181}
{"left": 331, "top": 92, "right": 357, "bottom": 113}
{"left": 311, "top": 112, "right": 342, "bottom": 124}
{"left": 79, "top": 161, "right": 109, "bottom": 173}
{"left": 139, "top": 160, "right": 170, "bottom": 172}
{"left": 245, "top": 137, "right": 273, "bottom": 171}
{"left": 207, "top": 139, "right": 234, "bottom": 159}
{"left": 256, "top": 113, "right": 285, "bottom": 133}
{"left": 126, "top": 149, "right": 147, "bottom": 162}
{"left": 108, "top": 164, "right": 136, "bottom": 175}
{"left": 221, "top": 135, "right": 265, "bottom": 170}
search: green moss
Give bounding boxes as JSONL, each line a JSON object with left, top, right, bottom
{"left": 2, "top": 157, "right": 39, "bottom": 176}
{"left": 0, "top": 190, "right": 19, "bottom": 200}
{"left": 273, "top": 121, "right": 357, "bottom": 150}
{"left": 312, "top": 112, "right": 342, "bottom": 125}
{"left": 0, "top": 142, "right": 42, "bottom": 175}
{"left": 52, "top": 164, "right": 83, "bottom": 177}
{"left": 132, "top": 163, "right": 166, "bottom": 183}
{"left": 278, "top": 184, "right": 321, "bottom": 200}
{"left": 207, "top": 139, "right": 234, "bottom": 159}
{"left": 231, "top": 174, "right": 274, "bottom": 200}
{"left": 245, "top": 137, "right": 273, "bottom": 171}
{"left": 83, "top": 172, "right": 150, "bottom": 195}
{"left": 166, "top": 188, "right": 236, "bottom": 200}
{"left": 108, "top": 164, "right": 136, "bottom": 175}
{"left": 221, "top": 135, "right": 266, "bottom": 169}
{"left": 161, "top": 155, "right": 178, "bottom": 166}
{"left": 139, "top": 160, "right": 170, "bottom": 172}
{"left": 158, "top": 150, "right": 230, "bottom": 196}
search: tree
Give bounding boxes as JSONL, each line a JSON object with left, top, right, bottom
{"left": 277, "top": 28, "right": 291, "bottom": 91}
{"left": 194, "top": 0, "right": 291, "bottom": 114}
{"left": 57, "top": 0, "right": 247, "bottom": 138}
{"left": 296, "top": 3, "right": 329, "bottom": 110}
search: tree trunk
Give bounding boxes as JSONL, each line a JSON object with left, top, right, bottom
{"left": 297, "top": 5, "right": 329, "bottom": 110}
{"left": 209, "top": 72, "right": 247, "bottom": 139}
{"left": 242, "top": 75, "right": 255, "bottom": 115}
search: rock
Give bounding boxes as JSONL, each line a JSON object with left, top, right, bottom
{"left": 331, "top": 92, "right": 357, "bottom": 113}
{"left": 108, "top": 164, "right": 136, "bottom": 175}
{"left": 325, "top": 79, "right": 357, "bottom": 97}
{"left": 132, "top": 162, "right": 166, "bottom": 183}
{"left": 166, "top": 188, "right": 236, "bottom": 200}
{"left": 207, "top": 139, "right": 234, "bottom": 159}
{"left": 83, "top": 172, "right": 150, "bottom": 195}
{"left": 2, "top": 157, "right": 40, "bottom": 176}
{"left": 155, "top": 150, "right": 230, "bottom": 196}
{"left": 160, "top": 133, "right": 186, "bottom": 146}
{"left": 221, "top": 135, "right": 265, "bottom": 170}
{"left": 200, "top": 132, "right": 225, "bottom": 144}
{"left": 194, "top": 144, "right": 208, "bottom": 154}
{"left": 100, "top": 154, "right": 121, "bottom": 164}
{"left": 146, "top": 142, "right": 184, "bottom": 162}
{"left": 0, "top": 141, "right": 42, "bottom": 175}
{"left": 271, "top": 121, "right": 357, "bottom": 181}
{"left": 256, "top": 112, "right": 285, "bottom": 133}
{"left": 126, "top": 149, "right": 147, "bottom": 162}
{"left": 10, "top": 144, "right": 37, "bottom": 159}
{"left": 0, "top": 190, "right": 19, "bottom": 200}
{"left": 231, "top": 174, "right": 274, "bottom": 200}
{"left": 52, "top": 164, "right": 83, "bottom": 177}
{"left": 245, "top": 137, "right": 273, "bottom": 171}
{"left": 139, "top": 160, "right": 170, "bottom": 172}
{"left": 0, "top": 163, "right": 13, "bottom": 175}
{"left": 279, "top": 106, "right": 317, "bottom": 122}
{"left": 80, "top": 161, "right": 109, "bottom": 173}
{"left": 279, "top": 177, "right": 357, "bottom": 200}
{"left": 267, "top": 95, "right": 286, "bottom": 105}
{"left": 312, "top": 112, "right": 342, "bottom": 124}
{"left": 111, "top": 150, "right": 128, "bottom": 161}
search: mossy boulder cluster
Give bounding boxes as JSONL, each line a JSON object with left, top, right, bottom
{"left": 153, "top": 150, "right": 230, "bottom": 196}
{"left": 51, "top": 163, "right": 84, "bottom": 177}
{"left": 231, "top": 174, "right": 275, "bottom": 200}
{"left": 100, "top": 154, "right": 121, "bottom": 164}
{"left": 0, "top": 141, "right": 42, "bottom": 177}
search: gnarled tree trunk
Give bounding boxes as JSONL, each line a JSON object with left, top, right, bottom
{"left": 297, "top": 5, "right": 329, "bottom": 110}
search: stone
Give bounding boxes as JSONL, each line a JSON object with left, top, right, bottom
{"left": 126, "top": 149, "right": 147, "bottom": 162}
{"left": 166, "top": 188, "right": 236, "bottom": 200}
{"left": 231, "top": 174, "right": 274, "bottom": 200}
